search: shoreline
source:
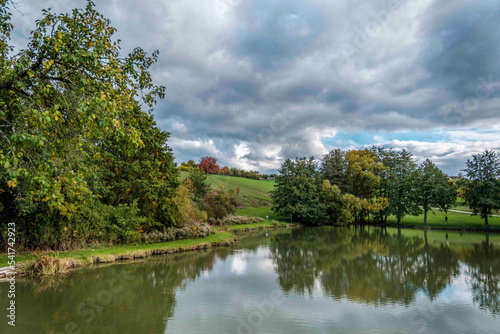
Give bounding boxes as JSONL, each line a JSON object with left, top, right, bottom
{"left": 330, "top": 222, "right": 500, "bottom": 233}
{"left": 0, "top": 232, "right": 236, "bottom": 280}
{"left": 1, "top": 221, "right": 497, "bottom": 279}
{"left": 385, "top": 224, "right": 500, "bottom": 233}
{"left": 0, "top": 223, "right": 297, "bottom": 279}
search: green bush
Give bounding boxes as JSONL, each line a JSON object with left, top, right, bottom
{"left": 106, "top": 202, "right": 147, "bottom": 243}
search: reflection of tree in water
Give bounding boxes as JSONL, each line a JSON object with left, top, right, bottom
{"left": 462, "top": 235, "right": 500, "bottom": 314}
{"left": 9, "top": 248, "right": 231, "bottom": 334}
{"left": 269, "top": 227, "right": 460, "bottom": 306}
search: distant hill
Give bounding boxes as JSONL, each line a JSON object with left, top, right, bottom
{"left": 178, "top": 171, "right": 274, "bottom": 208}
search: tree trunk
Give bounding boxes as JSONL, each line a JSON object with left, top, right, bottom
{"left": 485, "top": 214, "right": 489, "bottom": 226}
{"left": 424, "top": 209, "right": 428, "bottom": 226}
{"left": 486, "top": 233, "right": 490, "bottom": 257}
{"left": 397, "top": 215, "right": 401, "bottom": 225}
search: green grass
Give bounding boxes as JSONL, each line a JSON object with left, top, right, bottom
{"left": 179, "top": 171, "right": 274, "bottom": 207}
{"left": 386, "top": 210, "right": 500, "bottom": 231}
{"left": 215, "top": 222, "right": 277, "bottom": 230}
{"left": 237, "top": 206, "right": 277, "bottom": 219}
{"left": 0, "top": 232, "right": 234, "bottom": 268}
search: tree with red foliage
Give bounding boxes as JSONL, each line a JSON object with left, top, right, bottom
{"left": 199, "top": 156, "right": 219, "bottom": 174}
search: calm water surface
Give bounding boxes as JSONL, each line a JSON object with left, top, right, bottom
{"left": 1, "top": 226, "right": 499, "bottom": 333}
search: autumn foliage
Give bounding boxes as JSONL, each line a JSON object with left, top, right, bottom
{"left": 199, "top": 156, "right": 219, "bottom": 174}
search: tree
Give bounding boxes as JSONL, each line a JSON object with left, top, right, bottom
{"left": 462, "top": 150, "right": 500, "bottom": 226}
{"left": 320, "top": 149, "right": 349, "bottom": 192}
{"left": 97, "top": 106, "right": 179, "bottom": 226}
{"left": 271, "top": 157, "right": 326, "bottom": 225}
{"left": 219, "top": 166, "right": 230, "bottom": 176}
{"left": 0, "top": 1, "right": 177, "bottom": 248}
{"left": 345, "top": 149, "right": 387, "bottom": 222}
{"left": 375, "top": 148, "right": 419, "bottom": 224}
{"left": 414, "top": 160, "right": 457, "bottom": 225}
{"left": 346, "top": 149, "right": 385, "bottom": 199}
{"left": 188, "top": 168, "right": 209, "bottom": 202}
{"left": 321, "top": 180, "right": 362, "bottom": 224}
{"left": 199, "top": 156, "right": 219, "bottom": 174}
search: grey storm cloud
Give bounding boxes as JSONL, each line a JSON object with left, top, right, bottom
{"left": 8, "top": 0, "right": 500, "bottom": 174}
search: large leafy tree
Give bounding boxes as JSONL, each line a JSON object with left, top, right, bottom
{"left": 345, "top": 149, "right": 385, "bottom": 200}
{"left": 0, "top": 1, "right": 178, "bottom": 247}
{"left": 199, "top": 156, "right": 219, "bottom": 174}
{"left": 345, "top": 149, "right": 387, "bottom": 222}
{"left": 375, "top": 148, "right": 419, "bottom": 224}
{"left": 97, "top": 106, "right": 179, "bottom": 227}
{"left": 271, "top": 157, "right": 326, "bottom": 225}
{"left": 414, "top": 159, "right": 457, "bottom": 226}
{"left": 462, "top": 150, "right": 500, "bottom": 226}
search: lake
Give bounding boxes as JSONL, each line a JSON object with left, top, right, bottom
{"left": 1, "top": 226, "right": 499, "bottom": 333}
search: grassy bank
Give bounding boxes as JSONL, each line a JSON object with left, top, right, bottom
{"left": 0, "top": 232, "right": 235, "bottom": 269}
{"left": 215, "top": 221, "right": 294, "bottom": 231}
{"left": 236, "top": 206, "right": 288, "bottom": 221}
{"left": 386, "top": 210, "right": 500, "bottom": 231}
{"left": 238, "top": 203, "right": 500, "bottom": 232}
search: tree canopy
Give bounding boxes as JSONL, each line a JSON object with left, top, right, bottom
{"left": 462, "top": 150, "right": 500, "bottom": 226}
{"left": 0, "top": 1, "right": 184, "bottom": 248}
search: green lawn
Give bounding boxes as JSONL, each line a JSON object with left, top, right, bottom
{"left": 0, "top": 232, "right": 234, "bottom": 268}
{"left": 236, "top": 206, "right": 292, "bottom": 222}
{"left": 386, "top": 210, "right": 500, "bottom": 231}
{"left": 179, "top": 171, "right": 274, "bottom": 207}
{"left": 214, "top": 222, "right": 285, "bottom": 231}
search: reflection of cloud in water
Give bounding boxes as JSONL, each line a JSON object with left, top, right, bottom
{"left": 416, "top": 264, "right": 472, "bottom": 304}
{"left": 443, "top": 266, "right": 474, "bottom": 302}
{"left": 231, "top": 253, "right": 247, "bottom": 275}
{"left": 259, "top": 258, "right": 274, "bottom": 271}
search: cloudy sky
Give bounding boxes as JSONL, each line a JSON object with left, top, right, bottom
{"left": 9, "top": 0, "right": 500, "bottom": 174}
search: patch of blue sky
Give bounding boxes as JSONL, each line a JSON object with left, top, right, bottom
{"left": 321, "top": 130, "right": 451, "bottom": 149}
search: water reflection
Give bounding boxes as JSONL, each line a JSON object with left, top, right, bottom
{"left": 0, "top": 248, "right": 232, "bottom": 334}
{"left": 0, "top": 227, "right": 498, "bottom": 333}
{"left": 269, "top": 227, "right": 498, "bottom": 312}
{"left": 462, "top": 237, "right": 500, "bottom": 314}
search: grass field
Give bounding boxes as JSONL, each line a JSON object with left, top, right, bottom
{"left": 179, "top": 171, "right": 273, "bottom": 207}
{"left": 386, "top": 210, "right": 500, "bottom": 231}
